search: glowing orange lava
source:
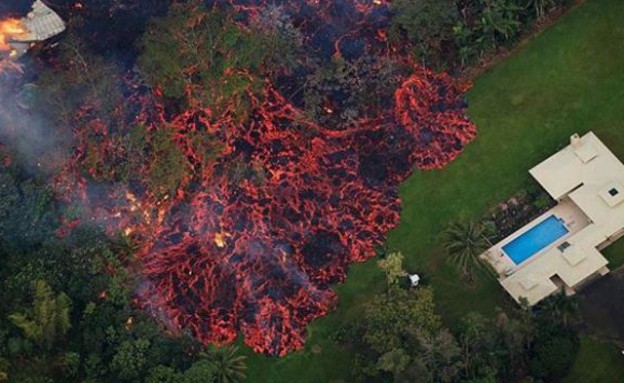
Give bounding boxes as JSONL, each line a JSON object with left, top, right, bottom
{"left": 53, "top": 0, "right": 478, "bottom": 356}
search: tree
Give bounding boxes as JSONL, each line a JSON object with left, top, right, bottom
{"left": 478, "top": 0, "right": 523, "bottom": 47}
{"left": 458, "top": 309, "right": 537, "bottom": 382}
{"left": 376, "top": 348, "right": 411, "bottom": 377}
{"left": 146, "top": 365, "right": 180, "bottom": 383}
{"left": 138, "top": 1, "right": 280, "bottom": 120}
{"left": 452, "top": 22, "right": 480, "bottom": 68}
{"left": 491, "top": 310, "right": 533, "bottom": 380}
{"left": 146, "top": 127, "right": 189, "bottom": 199}
{"left": 248, "top": 4, "right": 303, "bottom": 74}
{"left": 0, "top": 170, "right": 57, "bottom": 258}
{"left": 417, "top": 329, "right": 461, "bottom": 382}
{"left": 201, "top": 346, "right": 247, "bottom": 383}
{"left": 363, "top": 287, "right": 441, "bottom": 354}
{"left": 529, "top": 332, "right": 578, "bottom": 380}
{"left": 377, "top": 251, "right": 408, "bottom": 289}
{"left": 182, "top": 360, "right": 218, "bottom": 383}
{"left": 110, "top": 338, "right": 151, "bottom": 381}
{"left": 359, "top": 287, "right": 463, "bottom": 381}
{"left": 8, "top": 280, "right": 71, "bottom": 351}
{"left": 0, "top": 356, "right": 8, "bottom": 382}
{"left": 36, "top": 30, "right": 124, "bottom": 125}
{"left": 355, "top": 286, "right": 466, "bottom": 381}
{"left": 458, "top": 313, "right": 496, "bottom": 379}
{"left": 84, "top": 353, "right": 107, "bottom": 379}
{"left": 63, "top": 351, "right": 81, "bottom": 378}
{"left": 390, "top": 0, "right": 460, "bottom": 65}
{"left": 442, "top": 221, "right": 492, "bottom": 283}
{"left": 536, "top": 292, "right": 581, "bottom": 329}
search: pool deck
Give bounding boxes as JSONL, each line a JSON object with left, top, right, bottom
{"left": 483, "top": 132, "right": 624, "bottom": 306}
{"left": 483, "top": 198, "right": 591, "bottom": 277}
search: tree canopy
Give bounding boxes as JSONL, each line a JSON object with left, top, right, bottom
{"left": 8, "top": 280, "right": 71, "bottom": 351}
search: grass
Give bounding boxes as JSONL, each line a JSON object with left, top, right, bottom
{"left": 602, "top": 237, "right": 624, "bottom": 270}
{"left": 562, "top": 336, "right": 624, "bottom": 383}
{"left": 245, "top": 0, "right": 624, "bottom": 380}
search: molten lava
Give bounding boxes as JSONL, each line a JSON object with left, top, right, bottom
{"left": 54, "top": 0, "right": 478, "bottom": 356}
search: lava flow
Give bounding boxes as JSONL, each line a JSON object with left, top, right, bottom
{"left": 54, "top": 0, "right": 477, "bottom": 356}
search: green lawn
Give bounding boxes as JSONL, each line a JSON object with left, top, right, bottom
{"left": 602, "top": 237, "right": 624, "bottom": 270}
{"left": 563, "top": 336, "right": 624, "bottom": 383}
{"left": 246, "top": 0, "right": 624, "bottom": 380}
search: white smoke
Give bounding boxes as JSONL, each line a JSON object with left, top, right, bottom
{"left": 0, "top": 62, "right": 71, "bottom": 172}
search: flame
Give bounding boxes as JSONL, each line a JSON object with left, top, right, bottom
{"left": 125, "top": 191, "right": 151, "bottom": 223}
{"left": 376, "top": 29, "right": 387, "bottom": 41}
{"left": 125, "top": 191, "right": 139, "bottom": 211}
{"left": 214, "top": 232, "right": 227, "bottom": 248}
{"left": 0, "top": 18, "right": 27, "bottom": 53}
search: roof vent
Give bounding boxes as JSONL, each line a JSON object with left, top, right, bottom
{"left": 570, "top": 133, "right": 582, "bottom": 148}
{"left": 558, "top": 241, "right": 571, "bottom": 252}
{"left": 571, "top": 134, "right": 598, "bottom": 163}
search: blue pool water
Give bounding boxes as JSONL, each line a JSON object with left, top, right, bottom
{"left": 502, "top": 215, "right": 569, "bottom": 265}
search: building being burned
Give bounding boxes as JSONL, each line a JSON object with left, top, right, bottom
{"left": 0, "top": 0, "right": 65, "bottom": 59}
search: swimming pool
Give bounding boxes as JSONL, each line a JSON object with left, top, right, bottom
{"left": 502, "top": 215, "right": 569, "bottom": 265}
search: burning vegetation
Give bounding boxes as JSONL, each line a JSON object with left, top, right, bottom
{"left": 14, "top": 0, "right": 476, "bottom": 356}
{"left": 0, "top": 1, "right": 65, "bottom": 72}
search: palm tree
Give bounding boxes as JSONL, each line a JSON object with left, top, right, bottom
{"left": 202, "top": 345, "right": 247, "bottom": 383}
{"left": 442, "top": 221, "right": 493, "bottom": 283}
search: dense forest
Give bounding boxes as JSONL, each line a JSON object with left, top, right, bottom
{"left": 0, "top": 0, "right": 580, "bottom": 382}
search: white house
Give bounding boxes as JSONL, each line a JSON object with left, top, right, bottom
{"left": 485, "top": 132, "right": 624, "bottom": 305}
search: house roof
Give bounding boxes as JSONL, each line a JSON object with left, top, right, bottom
{"left": 530, "top": 132, "right": 624, "bottom": 201}
{"left": 497, "top": 132, "right": 624, "bottom": 305}
{"left": 11, "top": 1, "right": 65, "bottom": 42}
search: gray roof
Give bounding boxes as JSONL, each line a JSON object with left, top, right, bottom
{"left": 12, "top": 1, "right": 65, "bottom": 42}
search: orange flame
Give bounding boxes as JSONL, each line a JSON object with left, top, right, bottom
{"left": 214, "top": 232, "right": 228, "bottom": 248}
{"left": 0, "top": 18, "right": 27, "bottom": 53}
